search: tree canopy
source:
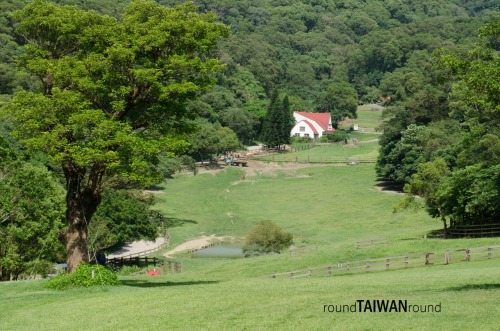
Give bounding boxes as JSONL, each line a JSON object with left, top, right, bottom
{"left": 386, "top": 20, "right": 500, "bottom": 231}
{"left": 3, "top": 0, "right": 229, "bottom": 272}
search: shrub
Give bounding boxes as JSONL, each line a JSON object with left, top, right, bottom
{"left": 243, "top": 220, "right": 293, "bottom": 256}
{"left": 45, "top": 264, "right": 119, "bottom": 290}
{"left": 330, "top": 130, "right": 350, "bottom": 143}
{"left": 116, "top": 265, "right": 143, "bottom": 276}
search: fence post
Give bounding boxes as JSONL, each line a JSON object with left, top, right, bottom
{"left": 346, "top": 262, "right": 350, "bottom": 272}
{"left": 290, "top": 272, "right": 294, "bottom": 279}
{"left": 404, "top": 256, "right": 408, "bottom": 268}
{"left": 465, "top": 248, "right": 470, "bottom": 262}
{"left": 308, "top": 268, "right": 312, "bottom": 277}
{"left": 272, "top": 273, "right": 276, "bottom": 278}
{"left": 444, "top": 251, "right": 449, "bottom": 265}
{"left": 487, "top": 247, "right": 492, "bottom": 259}
{"left": 327, "top": 265, "right": 332, "bottom": 276}
{"left": 365, "top": 260, "right": 370, "bottom": 272}
{"left": 386, "top": 258, "right": 390, "bottom": 270}
{"left": 145, "top": 257, "right": 148, "bottom": 267}
{"left": 425, "top": 253, "right": 430, "bottom": 265}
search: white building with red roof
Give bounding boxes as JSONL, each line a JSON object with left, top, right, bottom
{"left": 291, "top": 111, "right": 335, "bottom": 139}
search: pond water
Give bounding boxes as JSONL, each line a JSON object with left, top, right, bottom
{"left": 192, "top": 244, "right": 244, "bottom": 258}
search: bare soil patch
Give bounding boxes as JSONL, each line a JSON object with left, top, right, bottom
{"left": 197, "top": 159, "right": 339, "bottom": 178}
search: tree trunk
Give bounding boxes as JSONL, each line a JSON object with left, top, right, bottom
{"left": 441, "top": 215, "right": 448, "bottom": 239}
{"left": 62, "top": 161, "right": 104, "bottom": 273}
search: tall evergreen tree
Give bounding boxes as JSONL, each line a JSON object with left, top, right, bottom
{"left": 260, "top": 90, "right": 281, "bottom": 148}
{"left": 281, "top": 95, "right": 294, "bottom": 146}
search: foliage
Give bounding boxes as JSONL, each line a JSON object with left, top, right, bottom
{"left": 89, "top": 189, "right": 164, "bottom": 253}
{"left": 377, "top": 124, "right": 427, "bottom": 182}
{"left": 328, "top": 130, "right": 350, "bottom": 143}
{"left": 188, "top": 121, "right": 240, "bottom": 161}
{"left": 260, "top": 92, "right": 294, "bottom": 148}
{"left": 387, "top": 21, "right": 500, "bottom": 227}
{"left": 45, "top": 263, "right": 119, "bottom": 290}
{"left": 0, "top": 161, "right": 65, "bottom": 280}
{"left": 155, "top": 154, "right": 198, "bottom": 178}
{"left": 316, "top": 81, "right": 358, "bottom": 126}
{"left": 219, "top": 107, "right": 260, "bottom": 144}
{"left": 3, "top": 0, "right": 229, "bottom": 271}
{"left": 242, "top": 220, "right": 293, "bottom": 256}
{"left": 115, "top": 265, "right": 143, "bottom": 276}
{"left": 438, "top": 165, "right": 500, "bottom": 225}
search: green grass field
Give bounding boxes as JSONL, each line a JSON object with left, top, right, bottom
{"left": 1, "top": 106, "right": 498, "bottom": 330}
{"left": 1, "top": 260, "right": 498, "bottom": 330}
{"left": 350, "top": 105, "right": 384, "bottom": 130}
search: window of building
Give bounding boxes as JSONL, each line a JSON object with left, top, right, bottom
{"left": 299, "top": 126, "right": 305, "bottom": 132}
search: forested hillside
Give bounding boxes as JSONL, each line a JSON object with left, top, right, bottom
{"left": 1, "top": 1, "right": 498, "bottom": 138}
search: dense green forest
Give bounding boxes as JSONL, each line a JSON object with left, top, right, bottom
{"left": 0, "top": 0, "right": 498, "bottom": 279}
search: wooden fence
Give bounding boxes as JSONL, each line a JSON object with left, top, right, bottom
{"left": 106, "top": 257, "right": 182, "bottom": 273}
{"left": 249, "top": 154, "right": 376, "bottom": 165}
{"left": 257, "top": 245, "right": 500, "bottom": 279}
{"left": 448, "top": 224, "right": 500, "bottom": 238}
{"left": 106, "top": 256, "right": 163, "bottom": 268}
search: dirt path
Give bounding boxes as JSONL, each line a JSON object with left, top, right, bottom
{"left": 197, "top": 159, "right": 336, "bottom": 178}
{"left": 163, "top": 234, "right": 229, "bottom": 258}
{"left": 107, "top": 237, "right": 167, "bottom": 258}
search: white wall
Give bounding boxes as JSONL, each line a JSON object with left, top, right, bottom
{"left": 293, "top": 113, "right": 325, "bottom": 135}
{"left": 290, "top": 121, "right": 319, "bottom": 138}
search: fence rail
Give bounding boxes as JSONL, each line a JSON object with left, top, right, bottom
{"left": 257, "top": 245, "right": 500, "bottom": 279}
{"left": 105, "top": 256, "right": 182, "bottom": 273}
{"left": 249, "top": 154, "right": 376, "bottom": 165}
{"left": 106, "top": 256, "right": 163, "bottom": 268}
{"left": 108, "top": 236, "right": 170, "bottom": 260}
{"left": 448, "top": 224, "right": 500, "bottom": 238}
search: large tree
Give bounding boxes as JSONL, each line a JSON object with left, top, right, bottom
{"left": 316, "top": 81, "right": 358, "bottom": 127}
{"left": 260, "top": 92, "right": 294, "bottom": 148}
{"left": 4, "top": 0, "right": 229, "bottom": 272}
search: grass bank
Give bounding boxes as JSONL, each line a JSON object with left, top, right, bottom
{"left": 1, "top": 259, "right": 498, "bottom": 330}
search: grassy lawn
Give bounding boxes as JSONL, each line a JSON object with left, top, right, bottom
{"left": 2, "top": 104, "right": 498, "bottom": 330}
{"left": 351, "top": 105, "right": 384, "bottom": 131}
{"left": 1, "top": 260, "right": 498, "bottom": 330}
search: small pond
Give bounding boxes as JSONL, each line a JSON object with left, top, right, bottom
{"left": 192, "top": 244, "right": 245, "bottom": 258}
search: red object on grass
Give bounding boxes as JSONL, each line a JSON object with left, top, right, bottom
{"left": 147, "top": 269, "right": 159, "bottom": 276}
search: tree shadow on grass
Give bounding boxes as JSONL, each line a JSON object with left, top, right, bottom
{"left": 121, "top": 279, "right": 220, "bottom": 288}
{"left": 445, "top": 283, "right": 500, "bottom": 291}
{"left": 145, "top": 184, "right": 164, "bottom": 191}
{"left": 164, "top": 217, "right": 197, "bottom": 228}
{"left": 375, "top": 178, "right": 405, "bottom": 193}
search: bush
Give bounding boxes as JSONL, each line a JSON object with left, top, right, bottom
{"left": 243, "top": 220, "right": 293, "bottom": 256}
{"left": 45, "top": 264, "right": 119, "bottom": 290}
{"left": 330, "top": 130, "right": 350, "bottom": 143}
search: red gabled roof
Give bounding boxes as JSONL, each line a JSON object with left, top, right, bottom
{"left": 301, "top": 120, "right": 318, "bottom": 134}
{"left": 294, "top": 111, "right": 334, "bottom": 132}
